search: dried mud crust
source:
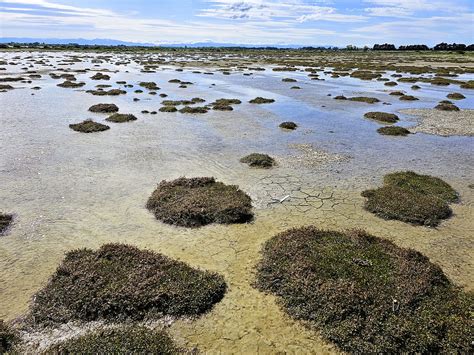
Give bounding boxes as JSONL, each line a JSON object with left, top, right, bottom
{"left": 403, "top": 108, "right": 474, "bottom": 136}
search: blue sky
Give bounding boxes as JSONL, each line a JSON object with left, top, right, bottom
{"left": 0, "top": 0, "right": 473, "bottom": 46}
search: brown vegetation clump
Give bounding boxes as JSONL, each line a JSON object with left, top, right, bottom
{"left": 399, "top": 95, "right": 419, "bottom": 101}
{"left": 213, "top": 104, "right": 233, "bottom": 111}
{"left": 384, "top": 81, "right": 398, "bottom": 86}
{"left": 139, "top": 82, "right": 159, "bottom": 90}
{"left": 0, "top": 319, "right": 18, "bottom": 353}
{"left": 435, "top": 103, "right": 460, "bottom": 111}
{"left": 377, "top": 126, "right": 411, "bottom": 136}
{"left": 249, "top": 97, "right": 275, "bottom": 104}
{"left": 255, "top": 226, "right": 473, "bottom": 353}
{"left": 447, "top": 93, "right": 465, "bottom": 100}
{"left": 146, "top": 177, "right": 253, "bottom": 228}
{"left": 282, "top": 78, "right": 297, "bottom": 82}
{"left": 364, "top": 112, "right": 399, "bottom": 123}
{"left": 349, "top": 97, "right": 380, "bottom": 104}
{"left": 45, "top": 326, "right": 180, "bottom": 354}
{"left": 105, "top": 113, "right": 138, "bottom": 123}
{"left": 159, "top": 106, "right": 178, "bottom": 113}
{"left": 0, "top": 213, "right": 13, "bottom": 235}
{"left": 361, "top": 171, "right": 458, "bottom": 226}
{"left": 30, "top": 243, "right": 226, "bottom": 325}
{"left": 179, "top": 106, "right": 208, "bottom": 114}
{"left": 69, "top": 120, "right": 110, "bottom": 133}
{"left": 91, "top": 73, "right": 110, "bottom": 80}
{"left": 88, "top": 103, "right": 119, "bottom": 113}
{"left": 57, "top": 80, "right": 85, "bottom": 88}
{"left": 240, "top": 153, "right": 276, "bottom": 168}
{"left": 279, "top": 121, "right": 298, "bottom": 130}
{"left": 460, "top": 80, "right": 474, "bottom": 89}
{"left": 86, "top": 89, "right": 126, "bottom": 96}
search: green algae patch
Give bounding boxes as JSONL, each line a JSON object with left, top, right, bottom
{"left": 255, "top": 226, "right": 473, "bottom": 353}
{"left": 0, "top": 213, "right": 13, "bottom": 235}
{"left": 88, "top": 103, "right": 119, "bottom": 113}
{"left": 0, "top": 319, "right": 19, "bottom": 353}
{"left": 364, "top": 112, "right": 399, "bottom": 124}
{"left": 279, "top": 121, "right": 298, "bottom": 130}
{"left": 362, "top": 171, "right": 458, "bottom": 226}
{"left": 249, "top": 97, "right": 275, "bottom": 104}
{"left": 146, "top": 177, "right": 252, "bottom": 228}
{"left": 240, "top": 153, "right": 276, "bottom": 168}
{"left": 30, "top": 243, "right": 226, "bottom": 325}
{"left": 377, "top": 126, "right": 411, "bottom": 136}
{"left": 44, "top": 326, "right": 180, "bottom": 354}
{"left": 105, "top": 113, "right": 138, "bottom": 123}
{"left": 69, "top": 120, "right": 110, "bottom": 133}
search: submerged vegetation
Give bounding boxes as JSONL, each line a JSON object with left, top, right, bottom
{"left": 30, "top": 243, "right": 226, "bottom": 324}
{"left": 45, "top": 326, "right": 180, "bottom": 354}
{"left": 256, "top": 226, "right": 472, "bottom": 353}
{"left": 362, "top": 171, "right": 458, "bottom": 226}
{"left": 69, "top": 119, "right": 110, "bottom": 133}
{"left": 146, "top": 177, "right": 253, "bottom": 228}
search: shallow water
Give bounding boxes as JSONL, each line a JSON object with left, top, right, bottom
{"left": 0, "top": 51, "right": 473, "bottom": 353}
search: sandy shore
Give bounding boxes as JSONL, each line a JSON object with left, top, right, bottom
{"left": 403, "top": 108, "right": 474, "bottom": 137}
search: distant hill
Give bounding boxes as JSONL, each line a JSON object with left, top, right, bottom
{"left": 0, "top": 37, "right": 156, "bottom": 46}
{"left": 0, "top": 37, "right": 333, "bottom": 49}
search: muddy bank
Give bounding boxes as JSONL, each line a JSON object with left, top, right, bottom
{"left": 403, "top": 109, "right": 474, "bottom": 136}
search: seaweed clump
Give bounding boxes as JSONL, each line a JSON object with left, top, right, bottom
{"left": 57, "top": 81, "right": 85, "bottom": 88}
{"left": 45, "top": 326, "right": 180, "bottom": 354}
{"left": 364, "top": 112, "right": 399, "bottom": 123}
{"left": 69, "top": 120, "right": 110, "bottom": 133}
{"left": 240, "top": 153, "right": 276, "bottom": 168}
{"left": 88, "top": 103, "right": 119, "bottom": 113}
{"left": 255, "top": 226, "right": 472, "bottom": 353}
{"left": 447, "top": 93, "right": 465, "bottom": 100}
{"left": 435, "top": 103, "right": 460, "bottom": 111}
{"left": 179, "top": 106, "right": 208, "bottom": 114}
{"left": 159, "top": 106, "right": 178, "bottom": 113}
{"left": 249, "top": 97, "right": 275, "bottom": 104}
{"left": 361, "top": 171, "right": 458, "bottom": 226}
{"left": 30, "top": 243, "right": 227, "bottom": 324}
{"left": 279, "top": 121, "right": 298, "bottom": 130}
{"left": 0, "top": 319, "right": 18, "bottom": 353}
{"left": 0, "top": 213, "right": 13, "bottom": 234}
{"left": 105, "top": 113, "right": 138, "bottom": 123}
{"left": 377, "top": 126, "right": 411, "bottom": 136}
{"left": 146, "top": 177, "right": 252, "bottom": 228}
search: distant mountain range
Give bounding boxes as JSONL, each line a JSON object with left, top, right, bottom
{"left": 0, "top": 37, "right": 333, "bottom": 48}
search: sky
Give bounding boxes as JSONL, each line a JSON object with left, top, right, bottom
{"left": 0, "top": 0, "right": 473, "bottom": 46}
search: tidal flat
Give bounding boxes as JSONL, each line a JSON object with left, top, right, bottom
{"left": 0, "top": 49, "right": 473, "bottom": 353}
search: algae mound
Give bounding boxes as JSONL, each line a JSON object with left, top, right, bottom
{"left": 69, "top": 120, "right": 110, "bottom": 133}
{"left": 88, "top": 103, "right": 119, "bottom": 113}
{"left": 240, "top": 153, "right": 276, "bottom": 168}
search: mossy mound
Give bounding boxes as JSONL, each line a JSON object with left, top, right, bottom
{"left": 179, "top": 106, "right": 208, "bottom": 114}
{"left": 447, "top": 93, "right": 465, "bottom": 100}
{"left": 212, "top": 98, "right": 242, "bottom": 106}
{"left": 377, "top": 126, "right": 411, "bottom": 136}
{"left": 159, "top": 106, "right": 178, "bottom": 113}
{"left": 256, "top": 226, "right": 473, "bottom": 353}
{"left": 213, "top": 104, "right": 233, "bottom": 111}
{"left": 435, "top": 103, "right": 460, "bottom": 111}
{"left": 411, "top": 85, "right": 421, "bottom": 90}
{"left": 249, "top": 97, "right": 275, "bottom": 104}
{"left": 91, "top": 73, "right": 110, "bottom": 80}
{"left": 389, "top": 91, "right": 405, "bottom": 96}
{"left": 279, "top": 121, "right": 298, "bottom": 130}
{"left": 57, "top": 81, "right": 85, "bottom": 88}
{"left": 146, "top": 177, "right": 252, "bottom": 228}
{"left": 86, "top": 89, "right": 126, "bottom": 96}
{"left": 69, "top": 120, "right": 110, "bottom": 133}
{"left": 88, "top": 103, "right": 119, "bottom": 113}
{"left": 45, "top": 326, "right": 179, "bottom": 354}
{"left": 139, "top": 82, "right": 159, "bottom": 90}
{"left": 282, "top": 78, "right": 297, "bottom": 82}
{"left": 349, "top": 97, "right": 380, "bottom": 104}
{"left": 364, "top": 112, "right": 399, "bottom": 123}
{"left": 460, "top": 80, "right": 474, "bottom": 89}
{"left": 240, "top": 153, "right": 276, "bottom": 168}
{"left": 0, "top": 320, "right": 18, "bottom": 353}
{"left": 361, "top": 171, "right": 458, "bottom": 226}
{"left": 30, "top": 243, "right": 226, "bottom": 325}
{"left": 0, "top": 84, "right": 14, "bottom": 90}
{"left": 105, "top": 113, "right": 138, "bottom": 123}
{"left": 0, "top": 213, "right": 13, "bottom": 234}
{"left": 384, "top": 81, "right": 398, "bottom": 86}
{"left": 399, "top": 95, "right": 419, "bottom": 101}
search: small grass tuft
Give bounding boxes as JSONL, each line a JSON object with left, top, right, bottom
{"left": 69, "top": 120, "right": 110, "bottom": 133}
{"left": 240, "top": 153, "right": 276, "bottom": 168}
{"left": 105, "top": 113, "right": 138, "bottom": 123}
{"left": 447, "top": 93, "right": 465, "bottom": 100}
{"left": 364, "top": 112, "right": 399, "bottom": 123}
{"left": 249, "top": 97, "right": 275, "bottom": 104}
{"left": 377, "top": 126, "right": 411, "bottom": 136}
{"left": 435, "top": 103, "right": 460, "bottom": 111}
{"left": 88, "top": 103, "right": 119, "bottom": 113}
{"left": 279, "top": 121, "right": 298, "bottom": 130}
